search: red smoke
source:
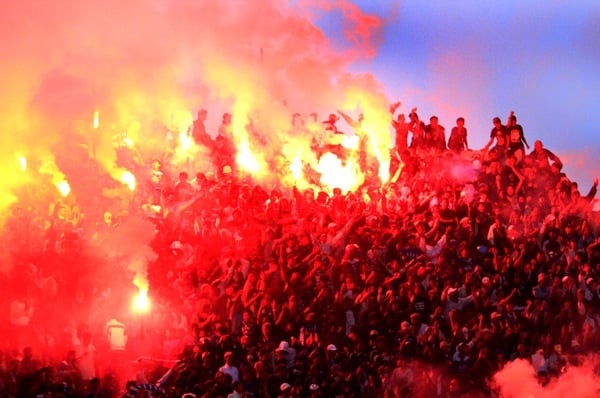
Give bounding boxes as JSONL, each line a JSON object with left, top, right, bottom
{"left": 0, "top": 0, "right": 388, "bottom": 216}
{"left": 0, "top": 0, "right": 390, "bottom": 372}
{"left": 493, "top": 357, "right": 600, "bottom": 398}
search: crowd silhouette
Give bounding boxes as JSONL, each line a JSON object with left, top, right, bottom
{"left": 0, "top": 107, "right": 599, "bottom": 398}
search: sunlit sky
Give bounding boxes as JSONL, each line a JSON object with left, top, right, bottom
{"left": 315, "top": 1, "right": 600, "bottom": 186}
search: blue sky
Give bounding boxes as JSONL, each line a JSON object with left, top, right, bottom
{"left": 316, "top": 1, "right": 600, "bottom": 186}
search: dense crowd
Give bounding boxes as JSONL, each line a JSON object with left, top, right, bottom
{"left": 1, "top": 107, "right": 599, "bottom": 398}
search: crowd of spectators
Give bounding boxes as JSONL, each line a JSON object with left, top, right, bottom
{"left": 1, "top": 107, "right": 599, "bottom": 398}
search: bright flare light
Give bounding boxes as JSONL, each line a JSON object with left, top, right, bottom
{"left": 132, "top": 289, "right": 150, "bottom": 313}
{"left": 123, "top": 136, "right": 134, "bottom": 148}
{"left": 131, "top": 273, "right": 150, "bottom": 313}
{"left": 93, "top": 110, "right": 100, "bottom": 129}
{"left": 236, "top": 140, "right": 260, "bottom": 174}
{"left": 178, "top": 131, "right": 193, "bottom": 151}
{"left": 341, "top": 135, "right": 360, "bottom": 150}
{"left": 18, "top": 156, "right": 27, "bottom": 171}
{"left": 290, "top": 153, "right": 303, "bottom": 181}
{"left": 317, "top": 152, "right": 364, "bottom": 193}
{"left": 56, "top": 180, "right": 71, "bottom": 197}
{"left": 39, "top": 157, "right": 71, "bottom": 197}
{"left": 120, "top": 170, "right": 136, "bottom": 191}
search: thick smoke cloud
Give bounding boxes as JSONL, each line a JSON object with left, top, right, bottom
{"left": 0, "top": 0, "right": 388, "bottom": 326}
{"left": 0, "top": 0, "right": 387, "bottom": 218}
{"left": 493, "top": 357, "right": 600, "bottom": 398}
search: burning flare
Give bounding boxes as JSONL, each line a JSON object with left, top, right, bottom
{"left": 56, "top": 180, "right": 71, "bottom": 197}
{"left": 39, "top": 155, "right": 71, "bottom": 197}
{"left": 131, "top": 272, "right": 150, "bottom": 313}
{"left": 18, "top": 156, "right": 27, "bottom": 171}
{"left": 236, "top": 139, "right": 261, "bottom": 174}
{"left": 317, "top": 152, "right": 364, "bottom": 193}
{"left": 120, "top": 170, "right": 136, "bottom": 191}
{"left": 93, "top": 110, "right": 100, "bottom": 129}
{"left": 290, "top": 152, "right": 303, "bottom": 181}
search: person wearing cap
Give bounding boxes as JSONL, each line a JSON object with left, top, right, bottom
{"left": 584, "top": 277, "right": 597, "bottom": 302}
{"left": 443, "top": 286, "right": 474, "bottom": 318}
{"left": 278, "top": 382, "right": 292, "bottom": 397}
{"left": 325, "top": 343, "right": 338, "bottom": 365}
{"left": 308, "top": 383, "right": 321, "bottom": 397}
{"left": 275, "top": 340, "right": 296, "bottom": 369}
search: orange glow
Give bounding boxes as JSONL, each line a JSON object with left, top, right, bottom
{"left": 131, "top": 272, "right": 150, "bottom": 314}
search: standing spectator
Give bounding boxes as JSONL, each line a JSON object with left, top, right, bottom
{"left": 426, "top": 116, "right": 447, "bottom": 151}
{"left": 192, "top": 109, "right": 212, "bottom": 147}
{"left": 447, "top": 117, "right": 469, "bottom": 153}
{"left": 219, "top": 351, "right": 240, "bottom": 385}
{"left": 506, "top": 111, "right": 530, "bottom": 161}
{"left": 390, "top": 101, "right": 409, "bottom": 153}
{"left": 408, "top": 109, "right": 427, "bottom": 150}
{"left": 484, "top": 117, "right": 508, "bottom": 158}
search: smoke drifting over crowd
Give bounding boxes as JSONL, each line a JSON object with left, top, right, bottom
{"left": 0, "top": 0, "right": 392, "bottom": 370}
{"left": 494, "top": 358, "right": 600, "bottom": 398}
{"left": 0, "top": 0, "right": 389, "bottom": 216}
{"left": 0, "top": 0, "right": 395, "bottom": 286}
